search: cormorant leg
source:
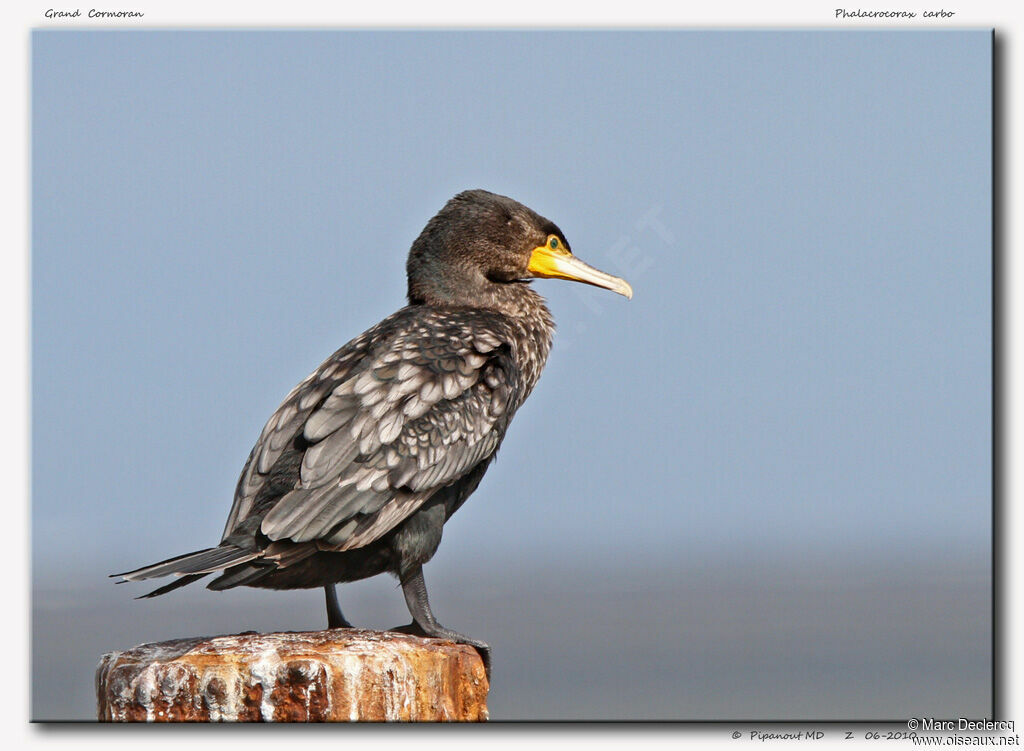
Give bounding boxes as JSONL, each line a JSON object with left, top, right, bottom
{"left": 391, "top": 565, "right": 491, "bottom": 678}
{"left": 324, "top": 584, "right": 353, "bottom": 629}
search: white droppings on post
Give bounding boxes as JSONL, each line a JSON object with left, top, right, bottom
{"left": 134, "top": 663, "right": 159, "bottom": 722}
{"left": 109, "top": 671, "right": 134, "bottom": 721}
{"left": 248, "top": 646, "right": 283, "bottom": 722}
{"left": 381, "top": 655, "right": 411, "bottom": 721}
{"left": 309, "top": 662, "right": 325, "bottom": 720}
{"left": 98, "top": 630, "right": 487, "bottom": 721}
{"left": 340, "top": 651, "right": 364, "bottom": 721}
{"left": 200, "top": 671, "right": 235, "bottom": 722}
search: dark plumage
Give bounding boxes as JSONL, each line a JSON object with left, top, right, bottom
{"left": 115, "top": 189, "right": 632, "bottom": 670}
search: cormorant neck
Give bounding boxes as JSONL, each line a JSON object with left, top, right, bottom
{"left": 408, "top": 270, "right": 548, "bottom": 320}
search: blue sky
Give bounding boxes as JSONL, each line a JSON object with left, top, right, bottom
{"left": 32, "top": 30, "right": 991, "bottom": 719}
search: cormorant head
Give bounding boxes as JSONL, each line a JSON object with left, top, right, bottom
{"left": 407, "top": 189, "right": 632, "bottom": 307}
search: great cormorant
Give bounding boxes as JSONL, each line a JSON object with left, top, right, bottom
{"left": 115, "top": 189, "right": 632, "bottom": 671}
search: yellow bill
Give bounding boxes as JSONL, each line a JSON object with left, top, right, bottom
{"left": 528, "top": 243, "right": 633, "bottom": 300}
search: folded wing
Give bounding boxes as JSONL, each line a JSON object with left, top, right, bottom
{"left": 223, "top": 307, "right": 517, "bottom": 554}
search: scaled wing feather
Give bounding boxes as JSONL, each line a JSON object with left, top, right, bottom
{"left": 223, "top": 308, "right": 517, "bottom": 556}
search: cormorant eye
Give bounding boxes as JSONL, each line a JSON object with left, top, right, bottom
{"left": 548, "top": 236, "right": 559, "bottom": 250}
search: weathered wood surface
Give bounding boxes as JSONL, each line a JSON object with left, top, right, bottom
{"left": 96, "top": 629, "right": 488, "bottom": 722}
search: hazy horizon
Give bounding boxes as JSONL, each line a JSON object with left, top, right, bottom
{"left": 32, "top": 29, "right": 991, "bottom": 720}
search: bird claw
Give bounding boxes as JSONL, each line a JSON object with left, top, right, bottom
{"left": 388, "top": 622, "right": 491, "bottom": 680}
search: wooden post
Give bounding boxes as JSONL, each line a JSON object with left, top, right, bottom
{"left": 96, "top": 629, "right": 489, "bottom": 722}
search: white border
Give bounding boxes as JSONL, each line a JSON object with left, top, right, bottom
{"left": 6, "top": 2, "right": 1018, "bottom": 749}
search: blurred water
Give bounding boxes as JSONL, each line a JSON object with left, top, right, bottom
{"left": 33, "top": 548, "right": 990, "bottom": 721}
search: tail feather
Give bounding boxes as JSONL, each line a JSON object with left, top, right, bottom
{"left": 113, "top": 545, "right": 262, "bottom": 582}
{"left": 207, "top": 563, "right": 276, "bottom": 591}
{"left": 137, "top": 573, "right": 210, "bottom": 599}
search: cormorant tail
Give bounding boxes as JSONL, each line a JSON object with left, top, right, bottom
{"left": 136, "top": 573, "right": 209, "bottom": 599}
{"left": 112, "top": 545, "right": 261, "bottom": 582}
{"left": 206, "top": 563, "right": 276, "bottom": 591}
